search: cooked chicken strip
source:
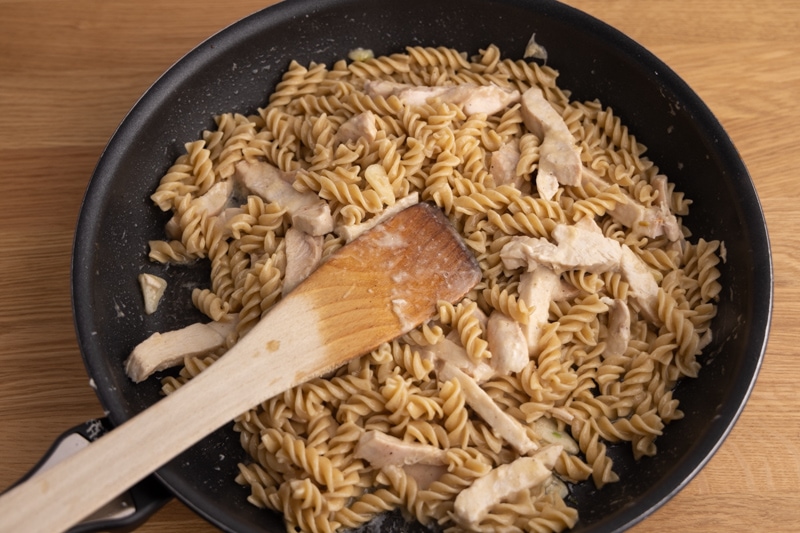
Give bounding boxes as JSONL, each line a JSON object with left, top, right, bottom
{"left": 365, "top": 80, "right": 520, "bottom": 116}
{"left": 401, "top": 463, "right": 448, "bottom": 490}
{"left": 502, "top": 216, "right": 660, "bottom": 329}
{"left": 233, "top": 159, "right": 333, "bottom": 236}
{"left": 520, "top": 86, "right": 582, "bottom": 189}
{"left": 609, "top": 175, "right": 681, "bottom": 242}
{"left": 517, "top": 266, "right": 560, "bottom": 355}
{"left": 532, "top": 418, "right": 580, "bottom": 454}
{"left": 292, "top": 202, "right": 334, "bottom": 236}
{"left": 486, "top": 310, "right": 529, "bottom": 374}
{"left": 650, "top": 174, "right": 682, "bottom": 241}
{"left": 419, "top": 337, "right": 495, "bottom": 383}
{"left": 453, "top": 445, "right": 562, "bottom": 528}
{"left": 610, "top": 196, "right": 682, "bottom": 242}
{"left": 489, "top": 140, "right": 524, "bottom": 189}
{"left": 438, "top": 362, "right": 537, "bottom": 455}
{"left": 138, "top": 273, "right": 167, "bottom": 315}
{"left": 602, "top": 297, "right": 631, "bottom": 357}
{"left": 500, "top": 218, "right": 622, "bottom": 274}
{"left": 282, "top": 227, "right": 324, "bottom": 296}
{"left": 354, "top": 430, "right": 447, "bottom": 468}
{"left": 619, "top": 245, "right": 660, "bottom": 324}
{"left": 536, "top": 170, "right": 560, "bottom": 201}
{"left": 333, "top": 110, "right": 378, "bottom": 145}
{"left": 194, "top": 179, "right": 234, "bottom": 217}
{"left": 124, "top": 318, "right": 237, "bottom": 382}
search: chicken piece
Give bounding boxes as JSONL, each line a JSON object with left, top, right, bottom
{"left": 336, "top": 192, "right": 419, "bottom": 242}
{"left": 446, "top": 84, "right": 521, "bottom": 116}
{"left": 453, "top": 445, "right": 562, "bottom": 528}
{"left": 334, "top": 111, "right": 377, "bottom": 145}
{"left": 536, "top": 171, "right": 559, "bottom": 201}
{"left": 610, "top": 199, "right": 682, "bottom": 242}
{"left": 124, "top": 318, "right": 237, "bottom": 383}
{"left": 498, "top": 237, "right": 547, "bottom": 272}
{"left": 194, "top": 179, "right": 234, "bottom": 217}
{"left": 553, "top": 278, "right": 581, "bottom": 302}
{"left": 609, "top": 176, "right": 681, "bottom": 242}
{"left": 354, "top": 430, "right": 447, "bottom": 468}
{"left": 489, "top": 140, "right": 524, "bottom": 189}
{"left": 520, "top": 86, "right": 582, "bottom": 188}
{"left": 517, "top": 266, "right": 561, "bottom": 354}
{"left": 652, "top": 175, "right": 670, "bottom": 209}
{"left": 138, "top": 273, "right": 167, "bottom": 315}
{"left": 619, "top": 245, "right": 660, "bottom": 324}
{"left": 365, "top": 80, "right": 520, "bottom": 116}
{"left": 233, "top": 159, "right": 333, "bottom": 236}
{"left": 532, "top": 417, "right": 580, "bottom": 454}
{"left": 514, "top": 266, "right": 580, "bottom": 355}
{"left": 651, "top": 174, "right": 682, "bottom": 241}
{"left": 601, "top": 297, "right": 631, "bottom": 357}
{"left": 539, "top": 134, "right": 582, "bottom": 188}
{"left": 402, "top": 463, "right": 448, "bottom": 490}
{"left": 543, "top": 475, "right": 570, "bottom": 500}
{"left": 438, "top": 362, "right": 537, "bottom": 455}
{"left": 503, "top": 219, "right": 661, "bottom": 329}
{"left": 293, "top": 202, "right": 333, "bottom": 236}
{"left": 281, "top": 227, "right": 324, "bottom": 296}
{"left": 523, "top": 32, "right": 548, "bottom": 62}
{"left": 486, "top": 311, "right": 528, "bottom": 374}
{"left": 609, "top": 198, "right": 644, "bottom": 228}
{"left": 500, "top": 218, "right": 622, "bottom": 274}
{"left": 347, "top": 47, "right": 374, "bottom": 62}
{"left": 519, "top": 86, "right": 568, "bottom": 143}
{"left": 419, "top": 338, "right": 495, "bottom": 383}
{"left": 364, "top": 80, "right": 446, "bottom": 105}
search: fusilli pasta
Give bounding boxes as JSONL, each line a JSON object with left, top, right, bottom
{"left": 139, "top": 43, "right": 724, "bottom": 533}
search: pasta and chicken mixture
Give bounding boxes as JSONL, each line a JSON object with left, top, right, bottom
{"left": 130, "top": 44, "right": 723, "bottom": 532}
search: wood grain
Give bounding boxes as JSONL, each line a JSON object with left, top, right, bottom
{"left": 1, "top": 1, "right": 798, "bottom": 531}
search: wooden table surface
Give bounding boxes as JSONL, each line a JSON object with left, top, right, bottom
{"left": 1, "top": 1, "right": 797, "bottom": 531}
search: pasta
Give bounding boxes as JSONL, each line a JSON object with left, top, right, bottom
{"left": 140, "top": 43, "right": 724, "bottom": 532}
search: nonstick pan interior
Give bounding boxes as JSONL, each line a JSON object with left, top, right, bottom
{"left": 71, "top": 0, "right": 770, "bottom": 531}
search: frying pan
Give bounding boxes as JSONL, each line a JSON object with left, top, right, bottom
{"left": 31, "top": 0, "right": 770, "bottom": 531}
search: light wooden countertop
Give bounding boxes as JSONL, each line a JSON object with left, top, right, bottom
{"left": 1, "top": 1, "right": 797, "bottom": 531}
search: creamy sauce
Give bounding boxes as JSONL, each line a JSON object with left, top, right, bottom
{"left": 390, "top": 298, "right": 415, "bottom": 332}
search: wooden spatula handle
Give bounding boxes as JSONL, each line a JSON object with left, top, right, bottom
{"left": 0, "top": 203, "right": 480, "bottom": 532}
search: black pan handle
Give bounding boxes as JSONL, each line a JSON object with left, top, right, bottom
{"left": 3, "top": 418, "right": 173, "bottom": 532}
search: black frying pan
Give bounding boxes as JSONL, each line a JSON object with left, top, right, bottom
{"left": 56, "top": 0, "right": 772, "bottom": 531}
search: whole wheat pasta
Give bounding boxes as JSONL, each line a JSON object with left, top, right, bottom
{"left": 138, "top": 43, "right": 725, "bottom": 532}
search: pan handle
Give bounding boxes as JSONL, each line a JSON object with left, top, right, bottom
{"left": 4, "top": 418, "right": 173, "bottom": 532}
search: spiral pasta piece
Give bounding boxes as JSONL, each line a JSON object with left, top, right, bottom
{"left": 438, "top": 299, "right": 491, "bottom": 361}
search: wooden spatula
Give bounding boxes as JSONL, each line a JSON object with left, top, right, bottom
{"left": 0, "top": 202, "right": 481, "bottom": 532}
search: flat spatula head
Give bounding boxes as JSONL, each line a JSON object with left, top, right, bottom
{"left": 287, "top": 201, "right": 482, "bottom": 373}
